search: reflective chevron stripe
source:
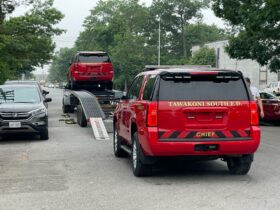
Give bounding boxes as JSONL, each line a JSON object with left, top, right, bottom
{"left": 158, "top": 129, "right": 251, "bottom": 140}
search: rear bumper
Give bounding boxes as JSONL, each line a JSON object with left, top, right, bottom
{"left": 139, "top": 126, "right": 261, "bottom": 156}
{"left": 71, "top": 72, "right": 113, "bottom": 82}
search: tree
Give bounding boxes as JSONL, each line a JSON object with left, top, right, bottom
{"left": 0, "top": 0, "right": 64, "bottom": 84}
{"left": 150, "top": 0, "right": 208, "bottom": 58}
{"left": 212, "top": 0, "right": 280, "bottom": 72}
{"left": 0, "top": 0, "right": 33, "bottom": 25}
{"left": 48, "top": 48, "right": 76, "bottom": 83}
{"left": 190, "top": 46, "right": 216, "bottom": 67}
{"left": 75, "top": 0, "right": 154, "bottom": 90}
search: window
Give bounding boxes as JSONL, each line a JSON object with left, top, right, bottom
{"left": 127, "top": 76, "right": 144, "bottom": 100}
{"left": 78, "top": 53, "right": 110, "bottom": 63}
{"left": 158, "top": 75, "right": 248, "bottom": 100}
{"left": 142, "top": 75, "right": 157, "bottom": 101}
{"left": 0, "top": 87, "right": 40, "bottom": 104}
{"left": 260, "top": 92, "right": 277, "bottom": 99}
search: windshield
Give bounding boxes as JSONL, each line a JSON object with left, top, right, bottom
{"left": 0, "top": 86, "right": 41, "bottom": 104}
{"left": 78, "top": 53, "right": 111, "bottom": 63}
{"left": 260, "top": 92, "right": 277, "bottom": 100}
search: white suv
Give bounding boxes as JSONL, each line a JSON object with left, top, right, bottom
{"left": 264, "top": 82, "right": 280, "bottom": 96}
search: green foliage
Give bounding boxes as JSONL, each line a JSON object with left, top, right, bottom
{"left": 48, "top": 48, "right": 76, "bottom": 82}
{"left": 50, "top": 0, "right": 226, "bottom": 90}
{"left": 212, "top": 0, "right": 280, "bottom": 72}
{"left": 190, "top": 46, "right": 216, "bottom": 67}
{"left": 150, "top": 0, "right": 209, "bottom": 58}
{"left": 0, "top": 0, "right": 64, "bottom": 82}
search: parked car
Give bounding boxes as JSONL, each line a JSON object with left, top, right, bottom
{"left": 259, "top": 91, "right": 280, "bottom": 123}
{"left": 264, "top": 81, "right": 280, "bottom": 96}
{"left": 5, "top": 80, "right": 49, "bottom": 97}
{"left": 67, "top": 51, "right": 114, "bottom": 90}
{"left": 0, "top": 84, "right": 51, "bottom": 140}
{"left": 113, "top": 66, "right": 260, "bottom": 177}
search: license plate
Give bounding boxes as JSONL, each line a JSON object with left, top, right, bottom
{"left": 9, "top": 122, "right": 21, "bottom": 128}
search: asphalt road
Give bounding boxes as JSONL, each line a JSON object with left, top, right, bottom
{"left": 0, "top": 88, "right": 280, "bottom": 210}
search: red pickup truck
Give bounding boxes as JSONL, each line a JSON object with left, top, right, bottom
{"left": 67, "top": 51, "right": 114, "bottom": 90}
{"left": 113, "top": 66, "right": 261, "bottom": 177}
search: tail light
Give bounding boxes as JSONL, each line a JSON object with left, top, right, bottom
{"left": 147, "top": 102, "right": 158, "bottom": 127}
{"left": 250, "top": 102, "right": 259, "bottom": 125}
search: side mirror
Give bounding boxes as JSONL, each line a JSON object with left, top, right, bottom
{"left": 44, "top": 98, "right": 52, "bottom": 103}
{"left": 42, "top": 90, "right": 49, "bottom": 95}
{"left": 69, "top": 60, "right": 72, "bottom": 66}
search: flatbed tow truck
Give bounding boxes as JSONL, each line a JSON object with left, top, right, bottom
{"left": 62, "top": 87, "right": 122, "bottom": 140}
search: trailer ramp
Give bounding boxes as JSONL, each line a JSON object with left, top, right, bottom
{"left": 70, "top": 90, "right": 106, "bottom": 119}
{"left": 90, "top": 118, "right": 110, "bottom": 141}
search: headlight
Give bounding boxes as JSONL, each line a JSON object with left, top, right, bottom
{"left": 30, "top": 107, "right": 47, "bottom": 116}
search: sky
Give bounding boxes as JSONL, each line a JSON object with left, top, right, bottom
{"left": 13, "top": 0, "right": 225, "bottom": 74}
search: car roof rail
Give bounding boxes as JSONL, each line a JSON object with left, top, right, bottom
{"left": 144, "top": 65, "right": 212, "bottom": 71}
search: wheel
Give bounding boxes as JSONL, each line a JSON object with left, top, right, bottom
{"left": 131, "top": 132, "right": 152, "bottom": 177}
{"left": 77, "top": 104, "right": 87, "bottom": 127}
{"left": 106, "top": 81, "right": 113, "bottom": 90}
{"left": 227, "top": 155, "right": 253, "bottom": 175}
{"left": 40, "top": 127, "right": 49, "bottom": 140}
{"left": 62, "top": 100, "right": 74, "bottom": 113}
{"left": 70, "top": 80, "right": 77, "bottom": 90}
{"left": 62, "top": 102, "right": 70, "bottom": 113}
{"left": 113, "top": 123, "right": 128, "bottom": 157}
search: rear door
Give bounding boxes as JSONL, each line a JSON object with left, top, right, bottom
{"left": 157, "top": 72, "right": 252, "bottom": 141}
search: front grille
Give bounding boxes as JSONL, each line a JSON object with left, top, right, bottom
{"left": 0, "top": 112, "right": 31, "bottom": 120}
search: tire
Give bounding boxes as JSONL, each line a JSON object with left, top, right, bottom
{"left": 131, "top": 132, "right": 152, "bottom": 177}
{"left": 77, "top": 104, "right": 87, "bottom": 127}
{"left": 106, "top": 81, "right": 113, "bottom": 90}
{"left": 70, "top": 80, "right": 77, "bottom": 90}
{"left": 62, "top": 100, "right": 74, "bottom": 114}
{"left": 40, "top": 127, "right": 49, "bottom": 140}
{"left": 227, "top": 155, "right": 253, "bottom": 175}
{"left": 113, "top": 123, "right": 127, "bottom": 157}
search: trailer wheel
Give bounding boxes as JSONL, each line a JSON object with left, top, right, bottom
{"left": 106, "top": 81, "right": 113, "bottom": 90}
{"left": 62, "top": 100, "right": 74, "bottom": 114}
{"left": 70, "top": 80, "right": 77, "bottom": 90}
{"left": 77, "top": 104, "right": 87, "bottom": 127}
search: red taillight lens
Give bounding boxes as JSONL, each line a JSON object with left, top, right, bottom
{"left": 147, "top": 102, "right": 158, "bottom": 127}
{"left": 250, "top": 102, "right": 259, "bottom": 125}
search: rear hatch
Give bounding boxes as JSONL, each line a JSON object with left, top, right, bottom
{"left": 157, "top": 71, "right": 251, "bottom": 141}
{"left": 76, "top": 53, "right": 113, "bottom": 77}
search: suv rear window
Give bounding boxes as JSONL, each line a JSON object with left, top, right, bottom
{"left": 78, "top": 53, "right": 110, "bottom": 63}
{"left": 158, "top": 74, "right": 248, "bottom": 101}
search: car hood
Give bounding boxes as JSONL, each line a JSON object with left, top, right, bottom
{"left": 0, "top": 103, "right": 43, "bottom": 113}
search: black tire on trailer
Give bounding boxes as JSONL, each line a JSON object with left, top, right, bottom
{"left": 77, "top": 104, "right": 87, "bottom": 127}
{"left": 227, "top": 154, "right": 253, "bottom": 175}
{"left": 106, "top": 81, "right": 113, "bottom": 90}
{"left": 62, "top": 100, "right": 70, "bottom": 113}
{"left": 70, "top": 80, "right": 77, "bottom": 90}
{"left": 131, "top": 132, "right": 152, "bottom": 177}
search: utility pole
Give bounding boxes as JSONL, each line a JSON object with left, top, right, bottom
{"left": 158, "top": 16, "right": 161, "bottom": 66}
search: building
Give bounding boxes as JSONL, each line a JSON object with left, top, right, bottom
{"left": 191, "top": 40, "right": 279, "bottom": 90}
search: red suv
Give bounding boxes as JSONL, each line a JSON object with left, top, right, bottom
{"left": 113, "top": 66, "right": 261, "bottom": 176}
{"left": 67, "top": 51, "right": 114, "bottom": 90}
